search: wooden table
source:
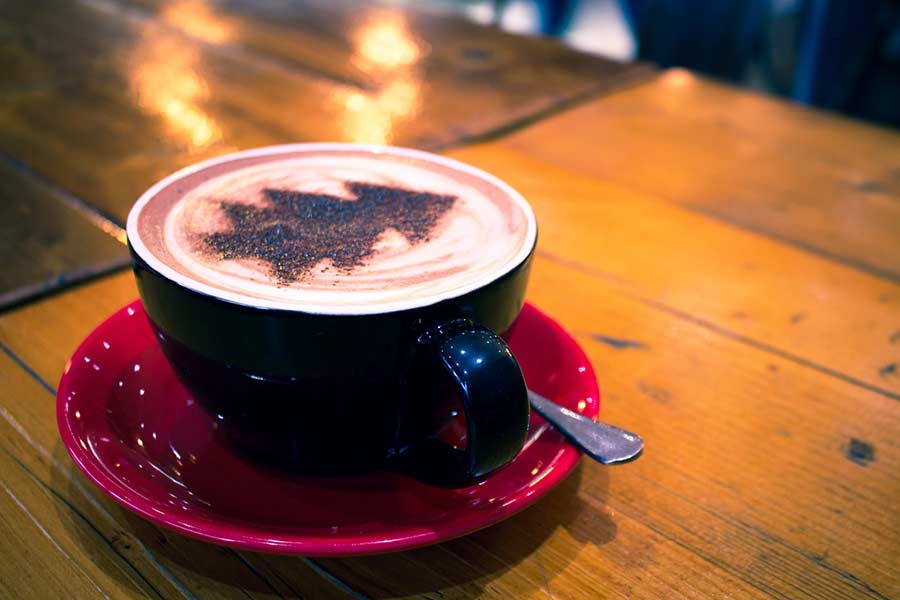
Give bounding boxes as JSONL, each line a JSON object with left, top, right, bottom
{"left": 1, "top": 2, "right": 898, "bottom": 599}
{"left": 0, "top": 0, "right": 651, "bottom": 308}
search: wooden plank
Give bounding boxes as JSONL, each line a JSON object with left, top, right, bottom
{"left": 0, "top": 271, "right": 772, "bottom": 599}
{"left": 445, "top": 144, "right": 900, "bottom": 398}
{"left": 0, "top": 0, "right": 652, "bottom": 318}
{"left": 0, "top": 256, "right": 896, "bottom": 598}
{"left": 312, "top": 477, "right": 775, "bottom": 600}
{"left": 0, "top": 351, "right": 177, "bottom": 599}
{"left": 0, "top": 341, "right": 355, "bottom": 598}
{"left": 525, "top": 260, "right": 899, "bottom": 600}
{"left": 0, "top": 439, "right": 155, "bottom": 599}
{"left": 0, "top": 0, "right": 654, "bottom": 226}
{"left": 493, "top": 69, "right": 900, "bottom": 282}
{"left": 123, "top": 0, "right": 652, "bottom": 100}
{"left": 0, "top": 156, "right": 128, "bottom": 310}
{"left": 0, "top": 0, "right": 346, "bottom": 225}
{"left": 293, "top": 256, "right": 900, "bottom": 600}
{"left": 130, "top": 0, "right": 655, "bottom": 151}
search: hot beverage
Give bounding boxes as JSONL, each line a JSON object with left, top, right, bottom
{"left": 127, "top": 144, "right": 536, "bottom": 486}
{"left": 130, "top": 147, "right": 534, "bottom": 314}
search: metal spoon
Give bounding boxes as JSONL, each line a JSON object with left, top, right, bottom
{"left": 528, "top": 390, "right": 644, "bottom": 464}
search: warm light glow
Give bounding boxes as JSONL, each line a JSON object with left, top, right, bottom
{"left": 162, "top": 0, "right": 232, "bottom": 44}
{"left": 662, "top": 68, "right": 694, "bottom": 89}
{"left": 163, "top": 96, "right": 218, "bottom": 147}
{"left": 344, "top": 93, "right": 366, "bottom": 111}
{"left": 130, "top": 24, "right": 222, "bottom": 148}
{"left": 335, "top": 75, "right": 421, "bottom": 144}
{"left": 577, "top": 400, "right": 587, "bottom": 411}
{"left": 354, "top": 13, "right": 421, "bottom": 69}
{"left": 93, "top": 219, "right": 127, "bottom": 245}
{"left": 528, "top": 465, "right": 555, "bottom": 487}
{"left": 334, "top": 13, "right": 425, "bottom": 144}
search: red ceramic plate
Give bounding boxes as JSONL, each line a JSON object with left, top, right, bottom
{"left": 58, "top": 300, "right": 600, "bottom": 556}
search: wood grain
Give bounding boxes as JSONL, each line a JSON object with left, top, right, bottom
{"left": 0, "top": 275, "right": 773, "bottom": 600}
{"left": 526, "top": 260, "right": 899, "bottom": 600}
{"left": 494, "top": 69, "right": 900, "bottom": 282}
{"left": 0, "top": 255, "right": 896, "bottom": 598}
{"left": 123, "top": 0, "right": 651, "bottom": 103}
{"left": 0, "top": 0, "right": 653, "bottom": 226}
{"left": 0, "top": 0, "right": 651, "bottom": 310}
{"left": 0, "top": 427, "right": 158, "bottom": 599}
{"left": 0, "top": 35, "right": 897, "bottom": 598}
{"left": 0, "top": 308, "right": 355, "bottom": 598}
{"left": 0, "top": 157, "right": 128, "bottom": 310}
{"left": 445, "top": 144, "right": 900, "bottom": 398}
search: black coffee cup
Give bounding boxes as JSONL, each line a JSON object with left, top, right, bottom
{"left": 126, "top": 144, "right": 536, "bottom": 487}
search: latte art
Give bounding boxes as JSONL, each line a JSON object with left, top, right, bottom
{"left": 194, "top": 181, "right": 458, "bottom": 284}
{"left": 128, "top": 145, "right": 536, "bottom": 314}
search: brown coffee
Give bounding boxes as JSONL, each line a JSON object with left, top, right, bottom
{"left": 127, "top": 145, "right": 536, "bottom": 314}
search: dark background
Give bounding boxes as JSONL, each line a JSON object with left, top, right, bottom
{"left": 420, "top": 0, "right": 900, "bottom": 129}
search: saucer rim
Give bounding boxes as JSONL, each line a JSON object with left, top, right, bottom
{"left": 57, "top": 300, "right": 599, "bottom": 556}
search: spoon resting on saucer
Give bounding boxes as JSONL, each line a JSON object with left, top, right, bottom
{"left": 528, "top": 390, "right": 643, "bottom": 464}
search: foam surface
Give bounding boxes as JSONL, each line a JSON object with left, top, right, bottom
{"left": 128, "top": 145, "right": 536, "bottom": 314}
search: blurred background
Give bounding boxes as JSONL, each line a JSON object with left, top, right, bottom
{"left": 396, "top": 0, "right": 900, "bottom": 128}
{"left": 3, "top": 0, "right": 898, "bottom": 309}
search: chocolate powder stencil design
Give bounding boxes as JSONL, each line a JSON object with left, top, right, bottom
{"left": 200, "top": 182, "right": 457, "bottom": 284}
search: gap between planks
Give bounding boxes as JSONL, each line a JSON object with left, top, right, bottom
{"left": 77, "top": 0, "right": 373, "bottom": 91}
{"left": 0, "top": 338, "right": 364, "bottom": 600}
{"left": 536, "top": 250, "right": 900, "bottom": 403}
{"left": 431, "top": 65, "right": 659, "bottom": 154}
{"left": 0, "top": 272, "right": 893, "bottom": 599}
{"left": 0, "top": 153, "right": 126, "bottom": 239}
{"left": 685, "top": 205, "right": 900, "bottom": 286}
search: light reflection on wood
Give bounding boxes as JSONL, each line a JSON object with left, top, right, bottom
{"left": 335, "top": 11, "right": 426, "bottom": 144}
{"left": 130, "top": 1, "right": 226, "bottom": 149}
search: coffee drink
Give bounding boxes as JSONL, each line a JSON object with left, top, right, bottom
{"left": 128, "top": 145, "right": 536, "bottom": 314}
{"left": 127, "top": 144, "right": 535, "bottom": 485}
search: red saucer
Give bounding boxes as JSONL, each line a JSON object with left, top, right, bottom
{"left": 58, "top": 301, "right": 600, "bottom": 556}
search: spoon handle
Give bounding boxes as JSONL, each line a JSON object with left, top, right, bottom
{"left": 528, "top": 390, "right": 643, "bottom": 465}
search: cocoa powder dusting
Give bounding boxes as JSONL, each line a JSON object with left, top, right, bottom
{"left": 199, "top": 182, "right": 457, "bottom": 284}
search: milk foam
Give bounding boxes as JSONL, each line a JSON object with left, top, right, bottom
{"left": 127, "top": 145, "right": 536, "bottom": 315}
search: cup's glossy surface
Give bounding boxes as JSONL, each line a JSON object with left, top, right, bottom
{"left": 126, "top": 144, "right": 538, "bottom": 484}
{"left": 131, "top": 247, "right": 533, "bottom": 484}
{"left": 57, "top": 300, "right": 600, "bottom": 555}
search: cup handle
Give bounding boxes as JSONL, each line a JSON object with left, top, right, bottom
{"left": 398, "top": 319, "right": 530, "bottom": 487}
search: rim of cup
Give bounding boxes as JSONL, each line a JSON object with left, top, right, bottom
{"left": 126, "top": 143, "right": 538, "bottom": 315}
